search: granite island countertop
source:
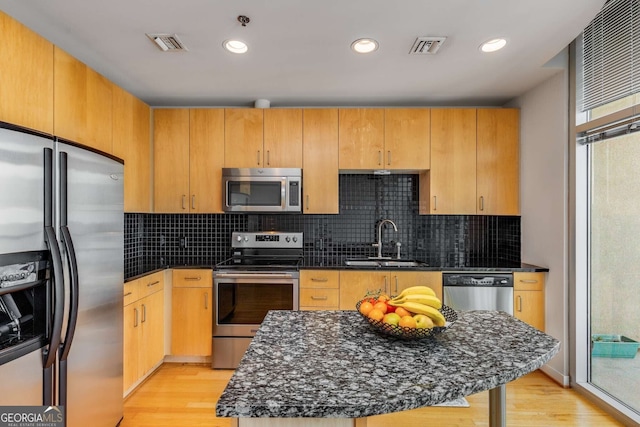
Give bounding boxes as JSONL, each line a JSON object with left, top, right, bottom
{"left": 216, "top": 310, "right": 560, "bottom": 419}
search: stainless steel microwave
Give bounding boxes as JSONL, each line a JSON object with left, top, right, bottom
{"left": 222, "top": 168, "right": 302, "bottom": 213}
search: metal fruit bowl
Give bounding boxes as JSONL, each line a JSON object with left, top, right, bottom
{"left": 356, "top": 300, "right": 457, "bottom": 340}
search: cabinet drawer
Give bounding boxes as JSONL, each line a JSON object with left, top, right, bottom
{"left": 123, "top": 279, "right": 140, "bottom": 306}
{"left": 514, "top": 272, "right": 545, "bottom": 291}
{"left": 139, "top": 271, "right": 165, "bottom": 298}
{"left": 300, "top": 288, "right": 339, "bottom": 307}
{"left": 300, "top": 270, "right": 339, "bottom": 289}
{"left": 173, "top": 269, "right": 212, "bottom": 288}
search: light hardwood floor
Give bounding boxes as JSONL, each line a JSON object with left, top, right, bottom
{"left": 121, "top": 363, "right": 624, "bottom": 427}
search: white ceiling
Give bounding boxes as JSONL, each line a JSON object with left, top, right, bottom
{"left": 0, "top": 0, "right": 605, "bottom": 108}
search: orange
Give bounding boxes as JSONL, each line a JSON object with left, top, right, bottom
{"left": 373, "top": 301, "right": 388, "bottom": 314}
{"left": 394, "top": 307, "right": 411, "bottom": 318}
{"left": 359, "top": 301, "right": 374, "bottom": 316}
{"left": 367, "top": 308, "right": 385, "bottom": 321}
{"left": 377, "top": 294, "right": 390, "bottom": 302}
{"left": 398, "top": 315, "right": 417, "bottom": 328}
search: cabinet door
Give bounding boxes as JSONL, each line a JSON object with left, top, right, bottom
{"left": 190, "top": 108, "right": 225, "bottom": 213}
{"left": 477, "top": 108, "right": 520, "bottom": 215}
{"left": 140, "top": 290, "right": 164, "bottom": 374}
{"left": 389, "top": 271, "right": 443, "bottom": 301}
{"left": 264, "top": 109, "right": 303, "bottom": 167}
{"left": 384, "top": 109, "right": 430, "bottom": 170}
{"left": 54, "top": 47, "right": 113, "bottom": 153}
{"left": 339, "top": 271, "right": 389, "bottom": 310}
{"left": 113, "top": 86, "right": 151, "bottom": 212}
{"left": 0, "top": 12, "right": 54, "bottom": 134}
{"left": 338, "top": 108, "right": 385, "bottom": 169}
{"left": 123, "top": 303, "right": 140, "bottom": 393}
{"left": 430, "top": 108, "right": 477, "bottom": 214}
{"left": 302, "top": 109, "right": 339, "bottom": 214}
{"left": 153, "top": 109, "right": 190, "bottom": 213}
{"left": 514, "top": 272, "right": 545, "bottom": 331}
{"left": 224, "top": 109, "right": 264, "bottom": 168}
{"left": 171, "top": 287, "right": 212, "bottom": 356}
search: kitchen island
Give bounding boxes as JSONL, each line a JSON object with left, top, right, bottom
{"left": 216, "top": 310, "right": 560, "bottom": 427}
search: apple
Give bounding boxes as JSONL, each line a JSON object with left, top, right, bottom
{"left": 413, "top": 314, "right": 434, "bottom": 329}
{"left": 382, "top": 312, "right": 401, "bottom": 326}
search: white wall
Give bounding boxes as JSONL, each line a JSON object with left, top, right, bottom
{"left": 507, "top": 65, "right": 570, "bottom": 385}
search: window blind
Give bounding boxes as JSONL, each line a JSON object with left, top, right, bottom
{"left": 581, "top": 0, "right": 640, "bottom": 112}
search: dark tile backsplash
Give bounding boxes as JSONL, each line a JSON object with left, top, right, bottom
{"left": 124, "top": 174, "right": 520, "bottom": 279}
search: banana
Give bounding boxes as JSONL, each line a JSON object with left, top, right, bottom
{"left": 389, "top": 294, "right": 442, "bottom": 310}
{"left": 395, "top": 286, "right": 436, "bottom": 299}
{"left": 391, "top": 301, "right": 446, "bottom": 326}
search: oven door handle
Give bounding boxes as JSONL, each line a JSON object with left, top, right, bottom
{"left": 214, "top": 272, "right": 296, "bottom": 279}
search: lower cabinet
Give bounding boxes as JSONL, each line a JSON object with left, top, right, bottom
{"left": 300, "top": 270, "right": 340, "bottom": 310}
{"left": 513, "top": 272, "right": 545, "bottom": 331}
{"left": 123, "top": 271, "right": 165, "bottom": 394}
{"left": 171, "top": 269, "right": 213, "bottom": 356}
{"left": 338, "top": 270, "right": 443, "bottom": 310}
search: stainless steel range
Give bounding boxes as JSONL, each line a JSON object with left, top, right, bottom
{"left": 212, "top": 231, "right": 302, "bottom": 369}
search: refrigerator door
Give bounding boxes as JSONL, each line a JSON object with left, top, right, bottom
{"left": 0, "top": 126, "right": 54, "bottom": 406}
{"left": 57, "top": 142, "right": 124, "bottom": 427}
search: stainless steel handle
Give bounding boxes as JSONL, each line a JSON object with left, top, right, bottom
{"left": 384, "top": 276, "right": 388, "bottom": 294}
{"left": 311, "top": 295, "right": 328, "bottom": 301}
{"left": 141, "top": 304, "right": 146, "bottom": 323}
{"left": 519, "top": 279, "right": 539, "bottom": 284}
{"left": 185, "top": 276, "right": 202, "bottom": 281}
{"left": 394, "top": 276, "right": 398, "bottom": 294}
{"left": 124, "top": 292, "right": 133, "bottom": 297}
{"left": 517, "top": 295, "right": 522, "bottom": 312}
{"left": 311, "top": 277, "right": 329, "bottom": 282}
{"left": 267, "top": 150, "right": 270, "bottom": 166}
{"left": 147, "top": 280, "right": 160, "bottom": 287}
{"left": 378, "top": 150, "right": 382, "bottom": 166}
{"left": 433, "top": 195, "right": 437, "bottom": 211}
{"left": 479, "top": 196, "right": 484, "bottom": 211}
{"left": 214, "top": 272, "right": 295, "bottom": 279}
{"left": 134, "top": 308, "right": 139, "bottom": 327}
{"left": 257, "top": 150, "right": 261, "bottom": 165}
{"left": 387, "top": 150, "right": 391, "bottom": 166}
{"left": 204, "top": 292, "right": 208, "bottom": 309}
{"left": 182, "top": 195, "right": 186, "bottom": 210}
{"left": 192, "top": 195, "right": 196, "bottom": 210}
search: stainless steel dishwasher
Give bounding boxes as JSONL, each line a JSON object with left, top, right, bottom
{"left": 443, "top": 273, "right": 514, "bottom": 315}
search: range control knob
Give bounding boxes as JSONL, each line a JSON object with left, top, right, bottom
{"left": 292, "top": 236, "right": 298, "bottom": 243}
{"left": 285, "top": 236, "right": 291, "bottom": 242}
{"left": 236, "top": 235, "right": 243, "bottom": 242}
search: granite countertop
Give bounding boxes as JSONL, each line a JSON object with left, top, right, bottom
{"left": 215, "top": 310, "right": 560, "bottom": 419}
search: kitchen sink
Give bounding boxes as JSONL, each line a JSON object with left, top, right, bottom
{"left": 344, "top": 258, "right": 427, "bottom": 268}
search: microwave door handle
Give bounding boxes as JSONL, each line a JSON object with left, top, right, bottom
{"left": 282, "top": 178, "right": 287, "bottom": 209}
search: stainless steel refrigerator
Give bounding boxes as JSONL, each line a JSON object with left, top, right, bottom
{"left": 0, "top": 122, "right": 124, "bottom": 426}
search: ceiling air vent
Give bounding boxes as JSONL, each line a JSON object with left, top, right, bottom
{"left": 409, "top": 37, "right": 446, "bottom": 55}
{"left": 146, "top": 33, "right": 188, "bottom": 52}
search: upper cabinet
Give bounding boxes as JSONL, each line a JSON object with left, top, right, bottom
{"left": 302, "top": 109, "right": 339, "bottom": 214}
{"left": 476, "top": 108, "right": 520, "bottom": 215}
{"left": 54, "top": 47, "right": 113, "bottom": 154}
{"left": 0, "top": 12, "right": 54, "bottom": 134}
{"left": 338, "top": 108, "right": 430, "bottom": 171}
{"left": 224, "top": 108, "right": 302, "bottom": 168}
{"left": 112, "top": 86, "right": 151, "bottom": 213}
{"left": 154, "top": 108, "right": 224, "bottom": 213}
{"left": 424, "top": 108, "right": 519, "bottom": 215}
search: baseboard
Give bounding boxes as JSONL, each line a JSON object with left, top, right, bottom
{"left": 163, "top": 355, "right": 212, "bottom": 364}
{"left": 540, "top": 365, "right": 570, "bottom": 387}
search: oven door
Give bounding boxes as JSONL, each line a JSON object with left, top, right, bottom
{"left": 213, "top": 272, "right": 299, "bottom": 337}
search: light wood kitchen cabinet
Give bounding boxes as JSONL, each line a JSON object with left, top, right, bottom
{"left": 123, "top": 271, "right": 165, "bottom": 395}
{"left": 300, "top": 270, "right": 340, "bottom": 310}
{"left": 476, "top": 108, "right": 520, "bottom": 215}
{"left": 153, "top": 108, "right": 224, "bottom": 213}
{"left": 383, "top": 108, "right": 430, "bottom": 170}
{"left": 302, "top": 109, "right": 339, "bottom": 214}
{"left": 513, "top": 272, "right": 545, "bottom": 331}
{"left": 112, "top": 86, "right": 151, "bottom": 212}
{"left": 224, "top": 108, "right": 302, "bottom": 168}
{"left": 338, "top": 108, "right": 385, "bottom": 169}
{"left": 171, "top": 269, "right": 213, "bottom": 357}
{"left": 0, "top": 12, "right": 54, "bottom": 134}
{"left": 339, "top": 270, "right": 442, "bottom": 310}
{"left": 54, "top": 47, "right": 113, "bottom": 154}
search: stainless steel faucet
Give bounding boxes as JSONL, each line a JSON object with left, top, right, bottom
{"left": 373, "top": 219, "right": 398, "bottom": 258}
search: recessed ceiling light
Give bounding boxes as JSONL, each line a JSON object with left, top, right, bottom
{"left": 351, "top": 38, "right": 379, "bottom": 54}
{"left": 480, "top": 38, "right": 507, "bottom": 53}
{"left": 224, "top": 39, "right": 248, "bottom": 54}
